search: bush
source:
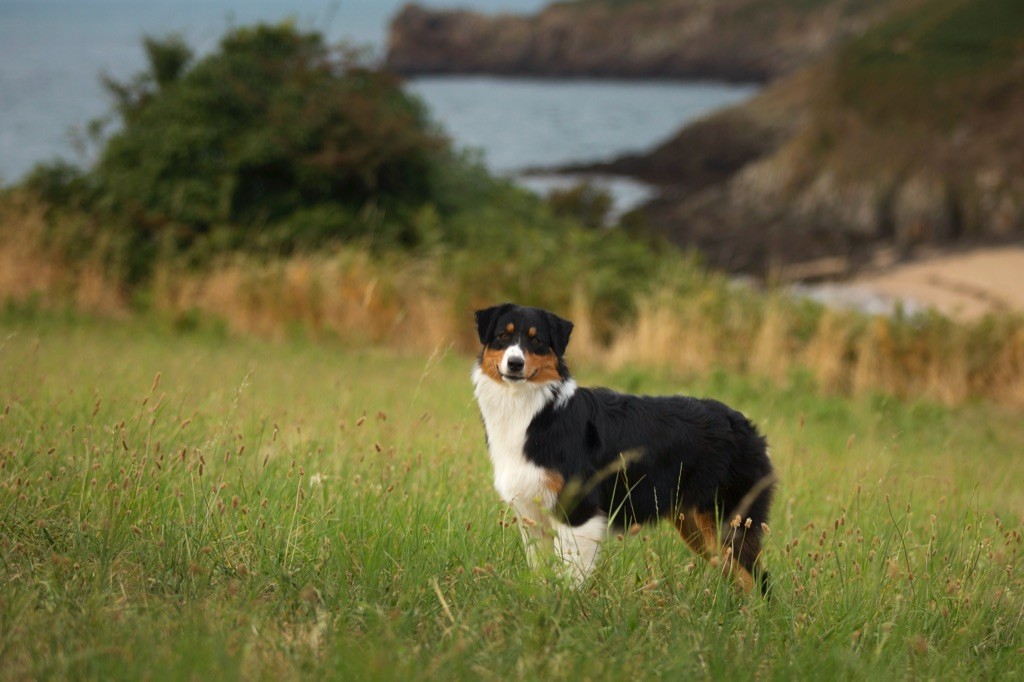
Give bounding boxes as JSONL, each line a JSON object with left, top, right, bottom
{"left": 94, "top": 24, "right": 446, "bottom": 253}
{"left": 547, "top": 182, "right": 613, "bottom": 229}
{"left": 22, "top": 161, "right": 92, "bottom": 209}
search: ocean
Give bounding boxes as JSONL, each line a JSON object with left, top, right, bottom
{"left": 0, "top": 0, "right": 756, "bottom": 205}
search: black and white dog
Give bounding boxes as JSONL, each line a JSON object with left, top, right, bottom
{"left": 472, "top": 303, "right": 775, "bottom": 593}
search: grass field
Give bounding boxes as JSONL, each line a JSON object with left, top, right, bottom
{"left": 2, "top": 313, "right": 1023, "bottom": 679}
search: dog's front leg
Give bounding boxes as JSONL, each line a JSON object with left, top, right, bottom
{"left": 513, "top": 499, "right": 555, "bottom": 570}
{"left": 554, "top": 515, "right": 607, "bottom": 586}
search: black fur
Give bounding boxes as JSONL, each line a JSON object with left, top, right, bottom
{"left": 529, "top": 389, "right": 774, "bottom": 592}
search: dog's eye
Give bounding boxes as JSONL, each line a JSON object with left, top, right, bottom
{"left": 530, "top": 337, "right": 544, "bottom": 349}
{"left": 496, "top": 331, "right": 511, "bottom": 343}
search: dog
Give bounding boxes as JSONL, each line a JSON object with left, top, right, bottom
{"left": 471, "top": 303, "right": 775, "bottom": 594}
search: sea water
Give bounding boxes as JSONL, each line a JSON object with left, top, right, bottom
{"left": 0, "top": 0, "right": 755, "bottom": 209}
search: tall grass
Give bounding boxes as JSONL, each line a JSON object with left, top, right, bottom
{"left": 0, "top": 194, "right": 125, "bottom": 316}
{"left": 151, "top": 250, "right": 1024, "bottom": 408}
{"left": 150, "top": 250, "right": 458, "bottom": 350}
{"left": 2, "top": 191, "right": 1024, "bottom": 407}
{"left": 1, "top": 315, "right": 1022, "bottom": 679}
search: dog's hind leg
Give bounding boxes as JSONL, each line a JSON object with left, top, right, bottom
{"left": 725, "top": 517, "right": 769, "bottom": 596}
{"left": 675, "top": 508, "right": 757, "bottom": 594}
{"left": 675, "top": 507, "right": 713, "bottom": 559}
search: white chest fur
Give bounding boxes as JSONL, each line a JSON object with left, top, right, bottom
{"left": 471, "top": 366, "right": 560, "bottom": 509}
{"left": 472, "top": 365, "right": 601, "bottom": 584}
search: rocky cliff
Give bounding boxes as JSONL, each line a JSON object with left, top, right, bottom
{"left": 591, "top": 0, "right": 1024, "bottom": 277}
{"left": 386, "top": 0, "right": 890, "bottom": 82}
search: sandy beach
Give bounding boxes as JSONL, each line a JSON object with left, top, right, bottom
{"left": 854, "top": 245, "right": 1024, "bottom": 321}
{"left": 794, "top": 245, "right": 1024, "bottom": 321}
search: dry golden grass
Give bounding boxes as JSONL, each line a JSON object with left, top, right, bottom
{"left": 852, "top": 316, "right": 898, "bottom": 397}
{"left": 993, "top": 329, "right": 1024, "bottom": 408}
{"left": 0, "top": 195, "right": 126, "bottom": 315}
{"left": 802, "top": 308, "right": 852, "bottom": 393}
{"left": 748, "top": 300, "right": 793, "bottom": 382}
{"left": 565, "top": 285, "right": 601, "bottom": 363}
{"left": 152, "top": 251, "right": 459, "bottom": 352}
{"left": 921, "top": 326, "right": 970, "bottom": 406}
{"left": 604, "top": 294, "right": 718, "bottom": 375}
{"left": 0, "top": 196, "right": 61, "bottom": 299}
{"left": 2, "top": 192, "right": 1023, "bottom": 408}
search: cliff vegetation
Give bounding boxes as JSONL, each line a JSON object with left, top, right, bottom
{"left": 614, "top": 0, "right": 1024, "bottom": 276}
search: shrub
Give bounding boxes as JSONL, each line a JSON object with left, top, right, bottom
{"left": 93, "top": 24, "right": 446, "bottom": 255}
{"left": 547, "top": 182, "right": 613, "bottom": 229}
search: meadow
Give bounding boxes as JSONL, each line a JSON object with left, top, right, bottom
{"left": 2, "top": 312, "right": 1023, "bottom": 680}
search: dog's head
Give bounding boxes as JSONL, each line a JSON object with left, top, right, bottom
{"left": 474, "top": 303, "right": 573, "bottom": 385}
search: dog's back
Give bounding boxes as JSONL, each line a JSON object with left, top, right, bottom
{"left": 543, "top": 389, "right": 772, "bottom": 525}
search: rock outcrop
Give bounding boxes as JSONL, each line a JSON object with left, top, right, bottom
{"left": 387, "top": 0, "right": 887, "bottom": 83}
{"left": 582, "top": 0, "right": 1024, "bottom": 277}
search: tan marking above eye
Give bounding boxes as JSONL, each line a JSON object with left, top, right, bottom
{"left": 528, "top": 327, "right": 537, "bottom": 338}
{"left": 505, "top": 323, "right": 515, "bottom": 333}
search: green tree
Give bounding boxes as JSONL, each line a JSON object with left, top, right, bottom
{"left": 95, "top": 24, "right": 445, "bottom": 252}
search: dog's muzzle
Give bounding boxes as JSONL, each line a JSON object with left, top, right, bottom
{"left": 501, "top": 347, "right": 526, "bottom": 381}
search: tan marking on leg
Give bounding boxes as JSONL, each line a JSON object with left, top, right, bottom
{"left": 480, "top": 347, "right": 505, "bottom": 383}
{"left": 525, "top": 350, "right": 561, "bottom": 384}
{"left": 676, "top": 509, "right": 755, "bottom": 594}
{"left": 675, "top": 508, "right": 714, "bottom": 560}
{"left": 686, "top": 510, "right": 721, "bottom": 554}
{"left": 731, "top": 564, "right": 755, "bottom": 593}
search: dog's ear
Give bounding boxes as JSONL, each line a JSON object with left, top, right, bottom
{"left": 545, "top": 311, "right": 574, "bottom": 357}
{"left": 475, "top": 303, "right": 515, "bottom": 346}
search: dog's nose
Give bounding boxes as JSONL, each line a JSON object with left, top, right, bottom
{"left": 506, "top": 357, "right": 525, "bottom": 373}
